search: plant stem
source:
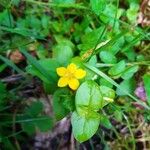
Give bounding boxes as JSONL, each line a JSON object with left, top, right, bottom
{"left": 24, "top": 0, "right": 88, "bottom": 10}
{"left": 96, "top": 61, "right": 150, "bottom": 68}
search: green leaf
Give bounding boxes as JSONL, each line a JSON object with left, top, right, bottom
{"left": 121, "top": 65, "right": 139, "bottom": 79}
{"left": 22, "top": 101, "right": 53, "bottom": 134}
{"left": 100, "top": 4, "right": 124, "bottom": 26}
{"left": 26, "top": 58, "right": 59, "bottom": 84}
{"left": 0, "top": 55, "right": 24, "bottom": 74}
{"left": 99, "top": 78, "right": 113, "bottom": 88}
{"left": 25, "top": 101, "right": 43, "bottom": 117}
{"left": 35, "top": 116, "right": 53, "bottom": 132}
{"left": 22, "top": 122, "right": 35, "bottom": 135}
{"left": 90, "top": 0, "right": 106, "bottom": 15}
{"left": 126, "top": 2, "right": 139, "bottom": 23}
{"left": 22, "top": 116, "right": 53, "bottom": 134}
{"left": 114, "top": 110, "right": 122, "bottom": 122}
{"left": 116, "top": 78, "right": 135, "bottom": 96}
{"left": 100, "top": 86, "right": 115, "bottom": 107}
{"left": 53, "top": 88, "right": 74, "bottom": 120}
{"left": 0, "top": 64, "right": 7, "bottom": 72}
{"left": 53, "top": 43, "right": 73, "bottom": 65}
{"left": 76, "top": 80, "right": 103, "bottom": 116}
{"left": 0, "top": 10, "right": 13, "bottom": 26}
{"left": 99, "top": 51, "right": 117, "bottom": 64}
{"left": 100, "top": 115, "right": 112, "bottom": 129}
{"left": 84, "top": 63, "right": 150, "bottom": 110}
{"left": 88, "top": 55, "right": 97, "bottom": 66}
{"left": 78, "top": 27, "right": 104, "bottom": 51}
{"left": 108, "top": 60, "right": 126, "bottom": 78}
{"left": 143, "top": 74, "right": 150, "bottom": 104}
{"left": 71, "top": 111, "right": 100, "bottom": 142}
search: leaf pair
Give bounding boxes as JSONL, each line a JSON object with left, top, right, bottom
{"left": 71, "top": 80, "right": 115, "bottom": 142}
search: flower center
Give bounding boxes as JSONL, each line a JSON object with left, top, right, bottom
{"left": 65, "top": 72, "right": 75, "bottom": 80}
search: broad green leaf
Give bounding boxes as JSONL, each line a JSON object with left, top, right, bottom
{"left": 22, "top": 116, "right": 53, "bottom": 134}
{"left": 99, "top": 51, "right": 117, "bottom": 64}
{"left": 84, "top": 63, "right": 150, "bottom": 110}
{"left": 116, "top": 78, "right": 135, "bottom": 96}
{"left": 71, "top": 111, "right": 100, "bottom": 142}
{"left": 90, "top": 0, "right": 106, "bottom": 15}
{"left": 25, "top": 101, "right": 43, "bottom": 117}
{"left": 126, "top": 2, "right": 139, "bottom": 23}
{"left": 108, "top": 60, "right": 126, "bottom": 78}
{"left": 21, "top": 101, "right": 53, "bottom": 134}
{"left": 54, "top": 35, "right": 74, "bottom": 49}
{"left": 76, "top": 80, "right": 103, "bottom": 116}
{"left": 100, "top": 86, "right": 115, "bottom": 107}
{"left": 53, "top": 88, "right": 74, "bottom": 120}
{"left": 26, "top": 58, "right": 59, "bottom": 84}
{"left": 88, "top": 55, "right": 97, "bottom": 66}
{"left": 100, "top": 4, "right": 124, "bottom": 26}
{"left": 78, "top": 27, "right": 104, "bottom": 51}
{"left": 53, "top": 43, "right": 73, "bottom": 65}
{"left": 35, "top": 116, "right": 53, "bottom": 132}
{"left": 99, "top": 78, "right": 113, "bottom": 88}
{"left": 121, "top": 65, "right": 139, "bottom": 79}
{"left": 143, "top": 74, "right": 150, "bottom": 104}
{"left": 22, "top": 122, "right": 35, "bottom": 135}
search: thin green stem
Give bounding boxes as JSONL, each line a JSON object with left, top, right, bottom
{"left": 84, "top": 63, "right": 150, "bottom": 110}
{"left": 96, "top": 61, "right": 150, "bottom": 68}
{"left": 123, "top": 114, "right": 136, "bottom": 150}
{"left": 24, "top": 0, "right": 87, "bottom": 10}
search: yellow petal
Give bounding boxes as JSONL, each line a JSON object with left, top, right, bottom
{"left": 68, "top": 78, "right": 79, "bottom": 90}
{"left": 58, "top": 77, "right": 68, "bottom": 87}
{"left": 56, "top": 67, "right": 67, "bottom": 76}
{"left": 75, "top": 69, "right": 86, "bottom": 79}
{"left": 67, "top": 63, "right": 77, "bottom": 73}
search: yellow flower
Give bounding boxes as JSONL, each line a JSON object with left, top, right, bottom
{"left": 56, "top": 63, "right": 86, "bottom": 90}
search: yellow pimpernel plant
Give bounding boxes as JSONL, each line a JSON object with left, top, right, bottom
{"left": 56, "top": 63, "right": 86, "bottom": 90}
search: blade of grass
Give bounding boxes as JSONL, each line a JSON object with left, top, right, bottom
{"left": 84, "top": 63, "right": 150, "bottom": 110}
{"left": 25, "top": 0, "right": 87, "bottom": 10}
{"left": 0, "top": 40, "right": 35, "bottom": 52}
{"left": 0, "top": 55, "right": 25, "bottom": 75}
{"left": 123, "top": 114, "right": 136, "bottom": 150}
{"left": 19, "top": 48, "right": 55, "bottom": 84}
{"left": 93, "top": 30, "right": 128, "bottom": 55}
{"left": 25, "top": 0, "right": 150, "bottom": 40}
{"left": 86, "top": 24, "right": 108, "bottom": 61}
{"left": 0, "top": 116, "right": 51, "bottom": 125}
{"left": 0, "top": 26, "right": 46, "bottom": 40}
{"left": 112, "top": 0, "right": 119, "bottom": 30}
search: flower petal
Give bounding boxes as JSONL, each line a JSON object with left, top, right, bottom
{"left": 75, "top": 69, "right": 86, "bottom": 79}
{"left": 56, "top": 67, "right": 67, "bottom": 76}
{"left": 68, "top": 78, "right": 79, "bottom": 90}
{"left": 67, "top": 63, "right": 77, "bottom": 73}
{"left": 58, "top": 77, "right": 68, "bottom": 87}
